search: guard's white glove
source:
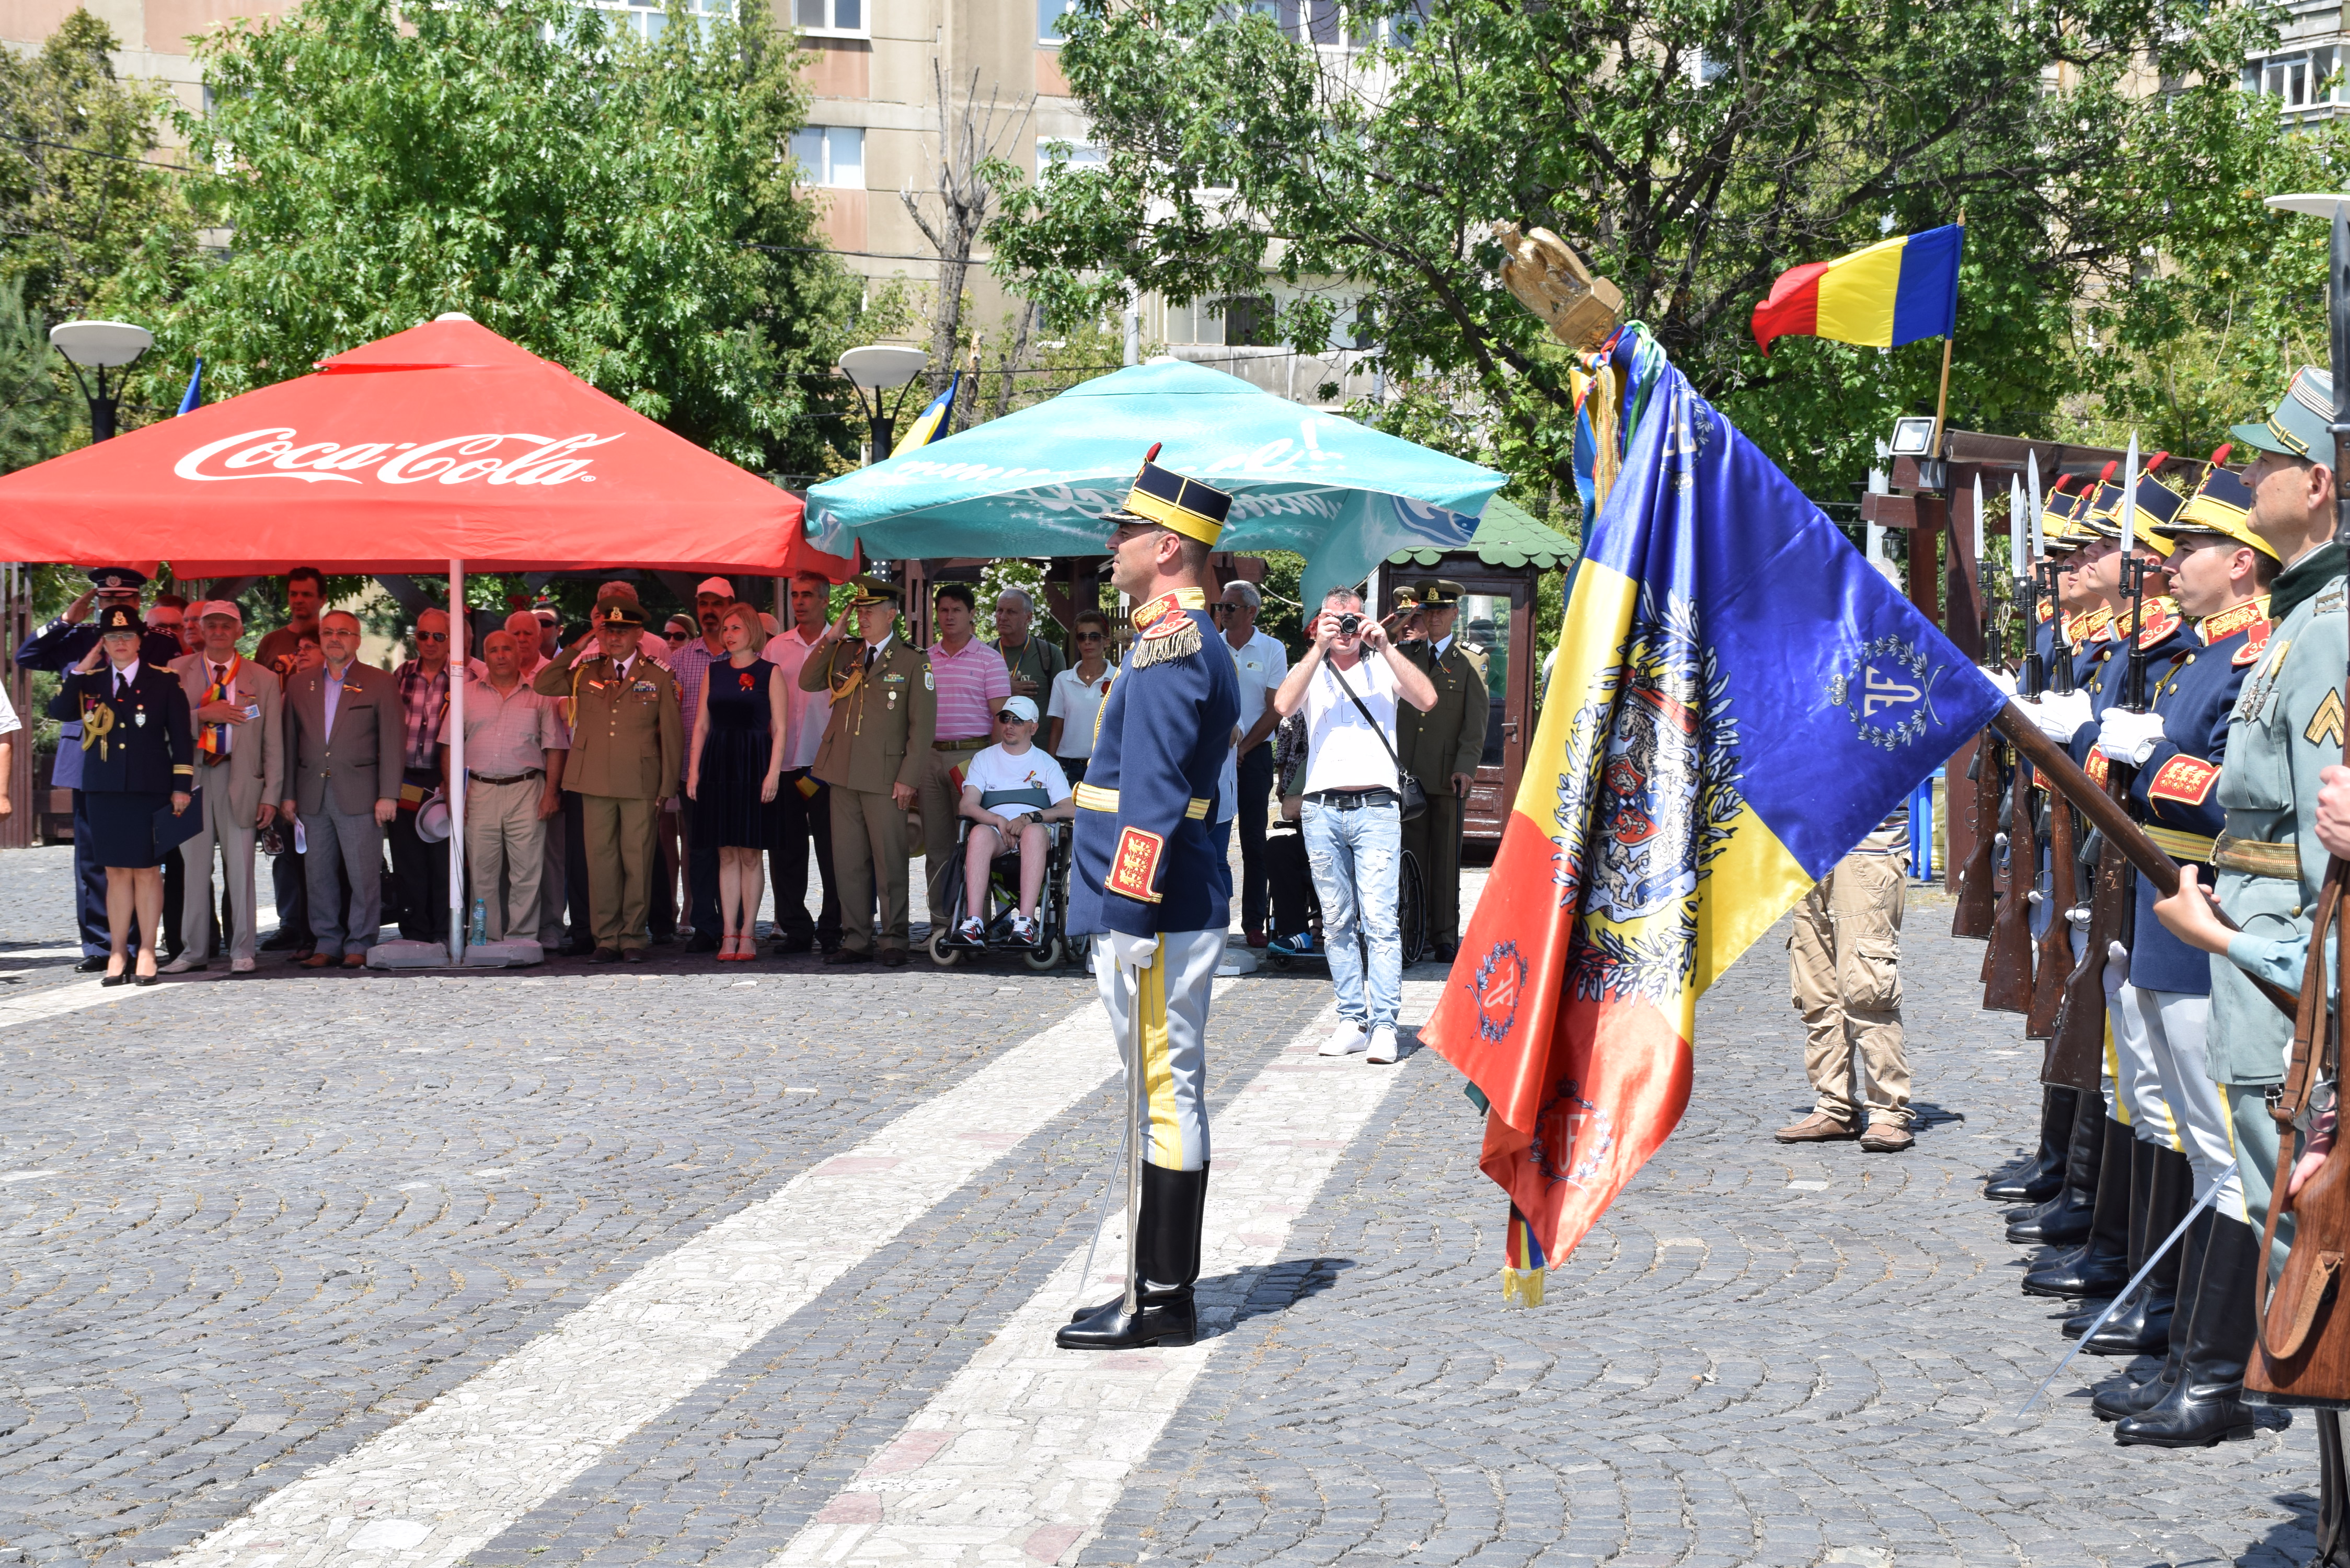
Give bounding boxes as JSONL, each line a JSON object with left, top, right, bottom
{"left": 2026, "top": 689, "right": 2093, "bottom": 744}
{"left": 1103, "top": 931, "right": 1159, "bottom": 975}
{"left": 1981, "top": 665, "right": 2018, "bottom": 697}
{"left": 2096, "top": 707, "right": 2168, "bottom": 767}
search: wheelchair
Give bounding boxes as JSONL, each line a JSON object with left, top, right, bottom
{"left": 1261, "top": 822, "right": 1429, "bottom": 971}
{"left": 925, "top": 787, "right": 1072, "bottom": 972}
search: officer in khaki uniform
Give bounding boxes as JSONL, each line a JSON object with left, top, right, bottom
{"left": 1394, "top": 579, "right": 1488, "bottom": 961}
{"left": 799, "top": 576, "right": 937, "bottom": 965}
{"left": 533, "top": 596, "right": 682, "bottom": 961}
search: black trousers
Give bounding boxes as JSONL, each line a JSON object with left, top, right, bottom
{"left": 562, "top": 790, "right": 593, "bottom": 947}
{"left": 271, "top": 845, "right": 313, "bottom": 946}
{"left": 769, "top": 770, "right": 842, "bottom": 946}
{"left": 681, "top": 799, "right": 722, "bottom": 937}
{"left": 1266, "top": 826, "right": 1318, "bottom": 938}
{"left": 387, "top": 767, "right": 450, "bottom": 942}
{"left": 1235, "top": 744, "right": 1274, "bottom": 933}
{"left": 70, "top": 792, "right": 108, "bottom": 956}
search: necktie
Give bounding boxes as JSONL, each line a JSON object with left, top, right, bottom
{"left": 202, "top": 664, "right": 231, "bottom": 763}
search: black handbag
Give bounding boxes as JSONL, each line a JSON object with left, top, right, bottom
{"left": 1329, "top": 663, "right": 1428, "bottom": 823}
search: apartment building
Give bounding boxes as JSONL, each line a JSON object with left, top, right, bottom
{"left": 2244, "top": 0, "right": 2350, "bottom": 121}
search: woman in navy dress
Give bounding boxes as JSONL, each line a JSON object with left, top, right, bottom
{"left": 685, "top": 603, "right": 787, "bottom": 961}
{"left": 48, "top": 605, "right": 193, "bottom": 985}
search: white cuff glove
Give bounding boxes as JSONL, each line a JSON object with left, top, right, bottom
{"left": 2027, "top": 689, "right": 2093, "bottom": 744}
{"left": 2096, "top": 707, "right": 2167, "bottom": 767}
{"left": 1981, "top": 665, "right": 2017, "bottom": 697}
{"left": 1103, "top": 931, "right": 1159, "bottom": 975}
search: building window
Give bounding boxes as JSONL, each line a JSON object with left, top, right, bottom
{"left": 795, "top": 0, "right": 865, "bottom": 38}
{"left": 581, "top": 0, "right": 729, "bottom": 40}
{"left": 1039, "top": 0, "right": 1076, "bottom": 44}
{"left": 792, "top": 126, "right": 865, "bottom": 188}
{"left": 1037, "top": 140, "right": 1108, "bottom": 176}
{"left": 1224, "top": 295, "right": 1277, "bottom": 348}
{"left": 2257, "top": 51, "right": 2334, "bottom": 109}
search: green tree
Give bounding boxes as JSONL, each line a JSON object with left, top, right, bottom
{"left": 142, "top": 0, "right": 865, "bottom": 471}
{"left": 988, "top": 0, "right": 2293, "bottom": 504}
{"left": 0, "top": 276, "right": 74, "bottom": 474}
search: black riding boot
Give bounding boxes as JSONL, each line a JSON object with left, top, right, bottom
{"left": 2093, "top": 1202, "right": 2211, "bottom": 1421}
{"left": 2114, "top": 1212, "right": 2257, "bottom": 1447}
{"left": 1059, "top": 1162, "right": 1207, "bottom": 1350}
{"left": 1989, "top": 1085, "right": 2078, "bottom": 1203}
{"left": 2315, "top": 1412, "right": 2350, "bottom": 1566}
{"left": 2084, "top": 1145, "right": 2193, "bottom": 1354}
{"left": 2027, "top": 1126, "right": 2134, "bottom": 1297}
{"left": 2009, "top": 1091, "right": 2106, "bottom": 1244}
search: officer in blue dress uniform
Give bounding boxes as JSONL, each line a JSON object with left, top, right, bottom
{"left": 1060, "top": 446, "right": 1242, "bottom": 1352}
{"left": 14, "top": 568, "right": 190, "bottom": 969}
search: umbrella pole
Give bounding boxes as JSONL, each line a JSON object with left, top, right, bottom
{"left": 448, "top": 558, "right": 466, "bottom": 966}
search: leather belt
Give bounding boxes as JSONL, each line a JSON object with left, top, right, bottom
{"left": 2142, "top": 825, "right": 2217, "bottom": 864}
{"left": 934, "top": 737, "right": 989, "bottom": 751}
{"left": 2213, "top": 831, "right": 2301, "bottom": 881}
{"left": 1074, "top": 781, "right": 1209, "bottom": 819}
{"left": 1308, "top": 787, "right": 1398, "bottom": 810}
{"left": 470, "top": 769, "right": 544, "bottom": 786}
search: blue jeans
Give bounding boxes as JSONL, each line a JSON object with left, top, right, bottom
{"left": 1302, "top": 797, "right": 1401, "bottom": 1029}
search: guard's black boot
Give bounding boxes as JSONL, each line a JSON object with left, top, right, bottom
{"left": 2114, "top": 1211, "right": 2257, "bottom": 1447}
{"left": 2086, "top": 1145, "right": 2193, "bottom": 1355}
{"left": 2314, "top": 1412, "right": 2350, "bottom": 1566}
{"left": 2025, "top": 1127, "right": 2134, "bottom": 1297}
{"left": 1988, "top": 1086, "right": 2078, "bottom": 1203}
{"left": 2009, "top": 1092, "right": 2106, "bottom": 1246}
{"left": 1058, "top": 1163, "right": 1206, "bottom": 1350}
{"left": 2093, "top": 1204, "right": 2211, "bottom": 1421}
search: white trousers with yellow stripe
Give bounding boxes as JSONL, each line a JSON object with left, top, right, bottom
{"left": 2117, "top": 983, "right": 2249, "bottom": 1221}
{"left": 2103, "top": 951, "right": 2176, "bottom": 1148}
{"left": 1092, "top": 929, "right": 1222, "bottom": 1172}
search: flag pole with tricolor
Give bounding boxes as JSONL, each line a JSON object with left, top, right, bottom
{"left": 1421, "top": 322, "right": 2006, "bottom": 1306}
{"left": 1751, "top": 217, "right": 1966, "bottom": 448}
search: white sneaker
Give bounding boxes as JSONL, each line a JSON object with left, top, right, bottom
{"left": 230, "top": 956, "right": 256, "bottom": 974}
{"left": 1320, "top": 1020, "right": 1368, "bottom": 1056}
{"left": 159, "top": 954, "right": 202, "bottom": 974}
{"left": 1367, "top": 1024, "right": 1400, "bottom": 1063}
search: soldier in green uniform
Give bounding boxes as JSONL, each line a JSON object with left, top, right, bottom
{"left": 2155, "top": 370, "right": 2347, "bottom": 1456}
{"left": 1395, "top": 578, "right": 1489, "bottom": 962}
{"left": 799, "top": 575, "right": 937, "bottom": 966}
{"left": 533, "top": 597, "right": 683, "bottom": 962}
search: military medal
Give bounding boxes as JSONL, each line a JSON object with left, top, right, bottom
{"left": 134, "top": 709, "right": 147, "bottom": 727}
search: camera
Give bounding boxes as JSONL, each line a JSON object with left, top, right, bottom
{"left": 1335, "top": 613, "right": 1362, "bottom": 636}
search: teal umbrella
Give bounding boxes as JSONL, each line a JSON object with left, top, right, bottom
{"left": 805, "top": 360, "right": 1507, "bottom": 605}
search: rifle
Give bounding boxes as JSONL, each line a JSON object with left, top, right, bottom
{"left": 1954, "top": 732, "right": 2001, "bottom": 940}
{"left": 1980, "top": 555, "right": 2038, "bottom": 1010}
{"left": 2027, "top": 565, "right": 2079, "bottom": 1039}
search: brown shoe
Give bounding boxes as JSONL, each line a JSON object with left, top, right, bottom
{"left": 824, "top": 947, "right": 870, "bottom": 966}
{"left": 1774, "top": 1111, "right": 1858, "bottom": 1144}
{"left": 1860, "top": 1119, "right": 1915, "bottom": 1153}
{"left": 342, "top": 953, "right": 366, "bottom": 969}
{"left": 878, "top": 948, "right": 908, "bottom": 967}
{"left": 299, "top": 953, "right": 334, "bottom": 970}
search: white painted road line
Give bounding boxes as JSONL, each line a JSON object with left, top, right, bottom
{"left": 0, "top": 976, "right": 126, "bottom": 1032}
{"left": 170, "top": 996, "right": 1148, "bottom": 1568}
{"left": 771, "top": 980, "right": 1445, "bottom": 1568}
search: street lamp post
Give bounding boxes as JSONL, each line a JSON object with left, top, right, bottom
{"left": 48, "top": 320, "right": 154, "bottom": 442}
{"left": 837, "top": 344, "right": 929, "bottom": 462}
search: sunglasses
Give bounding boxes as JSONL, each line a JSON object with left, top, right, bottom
{"left": 1075, "top": 630, "right": 1105, "bottom": 641}
{"left": 416, "top": 630, "right": 449, "bottom": 642}
{"left": 996, "top": 711, "right": 1029, "bottom": 724}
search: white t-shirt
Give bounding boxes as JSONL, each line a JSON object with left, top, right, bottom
{"left": 1300, "top": 654, "right": 1402, "bottom": 797}
{"left": 1046, "top": 662, "right": 1118, "bottom": 758}
{"left": 1217, "top": 629, "right": 1287, "bottom": 824}
{"left": 961, "top": 744, "right": 1073, "bottom": 820}
{"left": 761, "top": 626, "right": 832, "bottom": 771}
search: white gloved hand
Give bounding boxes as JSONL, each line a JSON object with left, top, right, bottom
{"left": 1103, "top": 930, "right": 1159, "bottom": 975}
{"left": 2096, "top": 707, "right": 2168, "bottom": 767}
{"left": 1981, "top": 665, "right": 2018, "bottom": 697}
{"left": 2028, "top": 689, "right": 2093, "bottom": 744}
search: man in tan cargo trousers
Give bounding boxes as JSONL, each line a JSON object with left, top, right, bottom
{"left": 1779, "top": 805, "right": 1914, "bottom": 1153}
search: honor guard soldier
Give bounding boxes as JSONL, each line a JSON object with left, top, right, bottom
{"left": 2157, "top": 371, "right": 2350, "bottom": 1470}
{"left": 16, "top": 568, "right": 193, "bottom": 970}
{"left": 798, "top": 575, "right": 936, "bottom": 966}
{"left": 1060, "top": 447, "right": 1242, "bottom": 1352}
{"left": 534, "top": 596, "right": 682, "bottom": 962}
{"left": 1395, "top": 578, "right": 1489, "bottom": 963}
{"left": 2082, "top": 460, "right": 2277, "bottom": 1443}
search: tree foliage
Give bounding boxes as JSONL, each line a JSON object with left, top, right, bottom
{"left": 989, "top": 0, "right": 2301, "bottom": 503}
{"left": 137, "top": 0, "right": 865, "bottom": 471}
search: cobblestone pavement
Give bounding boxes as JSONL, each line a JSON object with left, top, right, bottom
{"left": 0, "top": 852, "right": 2328, "bottom": 1567}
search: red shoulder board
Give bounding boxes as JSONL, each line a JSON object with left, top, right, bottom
{"left": 2136, "top": 605, "right": 2182, "bottom": 648}
{"left": 1107, "top": 826, "right": 1166, "bottom": 903}
{"left": 2201, "top": 601, "right": 2267, "bottom": 643}
{"left": 1141, "top": 615, "right": 1188, "bottom": 641}
{"left": 2234, "top": 628, "right": 2273, "bottom": 667}
{"left": 2086, "top": 749, "right": 2111, "bottom": 788}
{"left": 2148, "top": 755, "right": 2219, "bottom": 806}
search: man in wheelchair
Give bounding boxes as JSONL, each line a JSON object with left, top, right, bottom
{"left": 949, "top": 695, "right": 1075, "bottom": 949}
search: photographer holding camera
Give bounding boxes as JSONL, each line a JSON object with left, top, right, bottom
{"left": 1271, "top": 586, "right": 1438, "bottom": 1062}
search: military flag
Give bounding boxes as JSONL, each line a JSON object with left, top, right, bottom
{"left": 1421, "top": 327, "right": 2006, "bottom": 1304}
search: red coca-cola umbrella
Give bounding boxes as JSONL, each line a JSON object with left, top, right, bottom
{"left": 0, "top": 313, "right": 856, "bottom": 579}
{"left": 0, "top": 314, "right": 856, "bottom": 965}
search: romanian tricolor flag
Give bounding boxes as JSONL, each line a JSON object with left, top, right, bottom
{"left": 1422, "top": 327, "right": 2004, "bottom": 1304}
{"left": 1750, "top": 224, "right": 1963, "bottom": 355}
{"left": 891, "top": 370, "right": 963, "bottom": 456}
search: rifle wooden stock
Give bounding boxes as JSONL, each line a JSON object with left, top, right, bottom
{"left": 1982, "top": 752, "right": 2034, "bottom": 1014}
{"left": 2045, "top": 770, "right": 2132, "bottom": 1089}
{"left": 1953, "top": 732, "right": 1999, "bottom": 939}
{"left": 1991, "top": 702, "right": 2298, "bottom": 1020}
{"left": 2026, "top": 779, "right": 2078, "bottom": 1040}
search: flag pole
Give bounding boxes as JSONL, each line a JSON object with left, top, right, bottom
{"left": 1928, "top": 212, "right": 1966, "bottom": 458}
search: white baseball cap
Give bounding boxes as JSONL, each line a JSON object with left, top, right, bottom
{"left": 696, "top": 576, "right": 734, "bottom": 598}
{"left": 195, "top": 599, "right": 244, "bottom": 622}
{"left": 997, "top": 695, "right": 1040, "bottom": 723}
